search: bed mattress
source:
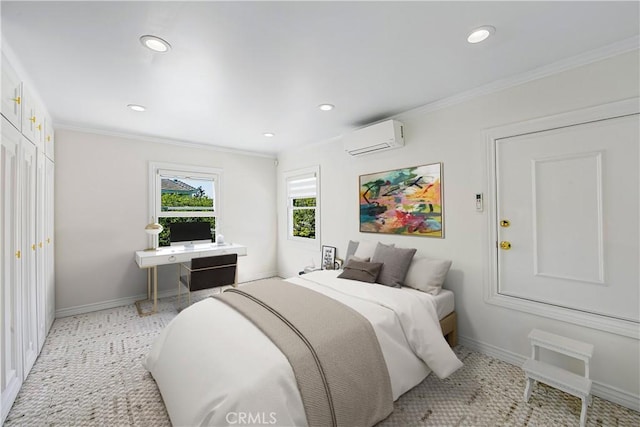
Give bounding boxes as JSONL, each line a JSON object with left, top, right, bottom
{"left": 423, "top": 288, "right": 454, "bottom": 320}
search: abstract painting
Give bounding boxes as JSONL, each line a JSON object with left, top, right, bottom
{"left": 359, "top": 163, "right": 444, "bottom": 238}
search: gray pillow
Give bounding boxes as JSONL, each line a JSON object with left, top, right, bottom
{"left": 371, "top": 244, "right": 417, "bottom": 287}
{"left": 345, "top": 240, "right": 359, "bottom": 263}
{"left": 404, "top": 257, "right": 452, "bottom": 295}
{"left": 337, "top": 259, "right": 383, "bottom": 283}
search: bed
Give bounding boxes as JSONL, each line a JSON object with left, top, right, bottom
{"left": 144, "top": 269, "right": 462, "bottom": 426}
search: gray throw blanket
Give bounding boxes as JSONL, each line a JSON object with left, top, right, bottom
{"left": 215, "top": 280, "right": 393, "bottom": 427}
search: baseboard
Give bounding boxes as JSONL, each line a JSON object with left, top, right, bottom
{"left": 459, "top": 335, "right": 640, "bottom": 412}
{"left": 591, "top": 382, "right": 640, "bottom": 413}
{"left": 55, "top": 289, "right": 177, "bottom": 318}
{"left": 241, "top": 271, "right": 280, "bottom": 282}
{"left": 55, "top": 271, "right": 279, "bottom": 318}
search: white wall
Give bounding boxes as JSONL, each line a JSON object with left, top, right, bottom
{"left": 276, "top": 51, "right": 640, "bottom": 407}
{"left": 55, "top": 129, "right": 277, "bottom": 314}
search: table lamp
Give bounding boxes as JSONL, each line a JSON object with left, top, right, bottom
{"left": 144, "top": 218, "right": 163, "bottom": 251}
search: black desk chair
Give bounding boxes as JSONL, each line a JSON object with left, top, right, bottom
{"left": 178, "top": 254, "right": 238, "bottom": 308}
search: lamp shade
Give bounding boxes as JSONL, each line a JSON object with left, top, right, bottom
{"left": 145, "top": 219, "right": 163, "bottom": 236}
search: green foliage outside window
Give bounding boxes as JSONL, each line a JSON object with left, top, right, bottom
{"left": 158, "top": 190, "right": 215, "bottom": 246}
{"left": 161, "top": 191, "right": 213, "bottom": 211}
{"left": 292, "top": 197, "right": 316, "bottom": 239}
{"left": 293, "top": 197, "right": 316, "bottom": 207}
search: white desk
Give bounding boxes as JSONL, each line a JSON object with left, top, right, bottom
{"left": 134, "top": 243, "right": 247, "bottom": 316}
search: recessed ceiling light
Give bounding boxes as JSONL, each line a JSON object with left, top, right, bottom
{"left": 467, "top": 26, "right": 496, "bottom": 44}
{"left": 127, "top": 104, "right": 146, "bottom": 112}
{"left": 140, "top": 35, "right": 171, "bottom": 53}
{"left": 318, "top": 104, "right": 335, "bottom": 111}
{"left": 263, "top": 132, "right": 275, "bottom": 138}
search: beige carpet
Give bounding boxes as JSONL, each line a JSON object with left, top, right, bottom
{"left": 5, "top": 280, "right": 639, "bottom": 426}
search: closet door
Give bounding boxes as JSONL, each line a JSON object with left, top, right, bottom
{"left": 0, "top": 54, "right": 21, "bottom": 130}
{"left": 1, "top": 117, "right": 23, "bottom": 422}
{"left": 20, "top": 86, "right": 37, "bottom": 144}
{"left": 20, "top": 135, "right": 38, "bottom": 378}
{"left": 36, "top": 151, "right": 46, "bottom": 351}
{"left": 45, "top": 158, "right": 55, "bottom": 332}
{"left": 44, "top": 116, "right": 54, "bottom": 161}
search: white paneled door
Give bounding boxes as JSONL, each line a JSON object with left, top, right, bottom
{"left": 1, "top": 117, "right": 23, "bottom": 421}
{"left": 36, "top": 149, "right": 46, "bottom": 352}
{"left": 20, "top": 131, "right": 39, "bottom": 377}
{"left": 0, "top": 54, "right": 22, "bottom": 130}
{"left": 496, "top": 113, "right": 639, "bottom": 322}
{"left": 45, "top": 158, "right": 55, "bottom": 332}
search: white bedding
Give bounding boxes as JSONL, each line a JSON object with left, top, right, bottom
{"left": 144, "top": 270, "right": 462, "bottom": 427}
{"left": 423, "top": 288, "right": 454, "bottom": 320}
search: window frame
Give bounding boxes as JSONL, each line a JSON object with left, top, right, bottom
{"left": 149, "top": 162, "right": 223, "bottom": 247}
{"left": 284, "top": 165, "right": 320, "bottom": 249}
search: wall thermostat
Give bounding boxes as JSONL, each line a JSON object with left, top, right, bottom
{"left": 475, "top": 193, "right": 483, "bottom": 212}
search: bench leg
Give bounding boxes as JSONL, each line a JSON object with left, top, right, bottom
{"left": 524, "top": 377, "right": 534, "bottom": 402}
{"left": 580, "top": 397, "right": 588, "bottom": 427}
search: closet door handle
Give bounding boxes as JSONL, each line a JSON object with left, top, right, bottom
{"left": 12, "top": 96, "right": 21, "bottom": 105}
{"left": 15, "top": 250, "right": 21, "bottom": 259}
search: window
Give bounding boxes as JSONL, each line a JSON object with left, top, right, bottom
{"left": 149, "top": 162, "right": 222, "bottom": 247}
{"left": 285, "top": 166, "right": 320, "bottom": 246}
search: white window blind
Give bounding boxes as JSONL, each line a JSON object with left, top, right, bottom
{"left": 287, "top": 173, "right": 317, "bottom": 199}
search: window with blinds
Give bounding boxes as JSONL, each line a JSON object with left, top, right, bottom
{"left": 285, "top": 166, "right": 320, "bottom": 243}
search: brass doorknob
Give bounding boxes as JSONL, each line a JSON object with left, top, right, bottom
{"left": 15, "top": 250, "right": 21, "bottom": 259}
{"left": 500, "top": 220, "right": 510, "bottom": 227}
{"left": 500, "top": 241, "right": 512, "bottom": 250}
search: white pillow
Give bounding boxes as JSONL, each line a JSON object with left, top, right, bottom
{"left": 404, "top": 256, "right": 452, "bottom": 295}
{"left": 353, "top": 241, "right": 393, "bottom": 260}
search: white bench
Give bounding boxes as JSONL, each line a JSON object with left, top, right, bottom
{"left": 522, "top": 329, "right": 594, "bottom": 427}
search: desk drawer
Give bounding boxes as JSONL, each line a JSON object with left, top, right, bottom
{"left": 193, "top": 247, "right": 247, "bottom": 259}
{"left": 136, "top": 246, "right": 247, "bottom": 268}
{"left": 138, "top": 252, "right": 192, "bottom": 267}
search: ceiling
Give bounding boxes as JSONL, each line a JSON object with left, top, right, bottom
{"left": 2, "top": 1, "right": 638, "bottom": 156}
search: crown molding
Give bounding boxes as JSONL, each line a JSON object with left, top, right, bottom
{"left": 54, "top": 122, "right": 277, "bottom": 159}
{"left": 402, "top": 36, "right": 640, "bottom": 119}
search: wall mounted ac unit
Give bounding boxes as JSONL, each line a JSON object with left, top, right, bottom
{"left": 343, "top": 119, "right": 404, "bottom": 156}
